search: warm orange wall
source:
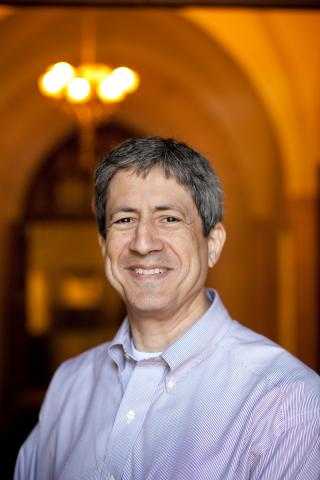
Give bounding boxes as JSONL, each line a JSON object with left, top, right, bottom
{"left": 184, "top": 9, "right": 320, "bottom": 199}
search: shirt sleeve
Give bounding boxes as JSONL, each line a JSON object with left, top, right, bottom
{"left": 251, "top": 381, "right": 320, "bottom": 479}
{"left": 252, "top": 420, "right": 320, "bottom": 479}
{"left": 13, "top": 355, "right": 86, "bottom": 479}
{"left": 14, "top": 425, "right": 40, "bottom": 480}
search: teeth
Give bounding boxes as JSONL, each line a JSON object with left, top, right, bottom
{"left": 134, "top": 268, "right": 165, "bottom": 275}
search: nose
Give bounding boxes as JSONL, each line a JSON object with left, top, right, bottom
{"left": 129, "top": 220, "right": 163, "bottom": 255}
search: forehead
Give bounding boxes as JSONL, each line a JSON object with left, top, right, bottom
{"left": 107, "top": 167, "right": 196, "bottom": 210}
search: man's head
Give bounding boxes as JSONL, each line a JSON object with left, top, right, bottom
{"left": 94, "top": 137, "right": 226, "bottom": 319}
{"left": 95, "top": 137, "right": 223, "bottom": 240}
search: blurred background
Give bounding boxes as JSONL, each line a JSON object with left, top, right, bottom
{"left": 0, "top": 2, "right": 319, "bottom": 477}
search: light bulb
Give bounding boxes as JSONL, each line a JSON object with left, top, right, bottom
{"left": 111, "top": 67, "right": 140, "bottom": 93}
{"left": 65, "top": 77, "right": 92, "bottom": 103}
{"left": 51, "top": 62, "right": 75, "bottom": 82}
{"left": 38, "top": 70, "right": 66, "bottom": 97}
{"left": 97, "top": 75, "right": 126, "bottom": 103}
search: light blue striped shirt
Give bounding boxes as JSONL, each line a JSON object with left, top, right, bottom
{"left": 15, "top": 290, "right": 320, "bottom": 479}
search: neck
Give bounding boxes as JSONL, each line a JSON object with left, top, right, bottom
{"left": 128, "top": 290, "right": 210, "bottom": 352}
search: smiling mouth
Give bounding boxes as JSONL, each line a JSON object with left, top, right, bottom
{"left": 134, "top": 268, "right": 166, "bottom": 275}
{"left": 128, "top": 266, "right": 169, "bottom": 278}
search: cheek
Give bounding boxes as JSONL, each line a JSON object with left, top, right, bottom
{"left": 104, "top": 237, "right": 117, "bottom": 275}
{"left": 104, "top": 254, "right": 125, "bottom": 295}
{"left": 105, "top": 236, "right": 127, "bottom": 277}
{"left": 186, "top": 237, "right": 208, "bottom": 273}
{"left": 105, "top": 233, "right": 123, "bottom": 260}
{"left": 170, "top": 242, "right": 203, "bottom": 279}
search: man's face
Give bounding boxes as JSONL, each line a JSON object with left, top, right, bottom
{"left": 100, "top": 167, "right": 224, "bottom": 317}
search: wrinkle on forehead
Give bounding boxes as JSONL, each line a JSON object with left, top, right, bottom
{"left": 108, "top": 168, "right": 195, "bottom": 207}
{"left": 107, "top": 166, "right": 194, "bottom": 203}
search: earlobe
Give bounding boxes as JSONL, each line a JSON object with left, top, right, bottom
{"left": 208, "top": 223, "right": 226, "bottom": 268}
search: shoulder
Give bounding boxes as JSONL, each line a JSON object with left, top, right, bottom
{"left": 218, "top": 321, "right": 320, "bottom": 456}
{"left": 52, "top": 340, "right": 110, "bottom": 382}
{"left": 210, "top": 292, "right": 319, "bottom": 390}
{"left": 54, "top": 341, "right": 109, "bottom": 377}
{"left": 225, "top": 321, "right": 320, "bottom": 428}
{"left": 226, "top": 320, "right": 319, "bottom": 388}
{"left": 39, "top": 341, "right": 111, "bottom": 422}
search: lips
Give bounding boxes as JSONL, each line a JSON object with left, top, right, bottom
{"left": 134, "top": 268, "right": 166, "bottom": 275}
{"left": 126, "top": 265, "right": 170, "bottom": 278}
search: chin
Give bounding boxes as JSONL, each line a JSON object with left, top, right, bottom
{"left": 127, "top": 292, "right": 170, "bottom": 314}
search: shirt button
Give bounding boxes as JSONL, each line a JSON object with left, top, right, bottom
{"left": 107, "top": 474, "right": 115, "bottom": 480}
{"left": 167, "top": 379, "right": 175, "bottom": 390}
{"left": 125, "top": 409, "right": 136, "bottom": 423}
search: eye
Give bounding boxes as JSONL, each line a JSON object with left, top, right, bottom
{"left": 163, "top": 216, "right": 181, "bottom": 223}
{"left": 114, "top": 217, "right": 135, "bottom": 225}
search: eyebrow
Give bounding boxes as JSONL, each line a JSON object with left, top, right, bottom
{"left": 109, "top": 204, "right": 185, "bottom": 217}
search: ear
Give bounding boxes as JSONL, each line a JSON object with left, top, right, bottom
{"left": 98, "top": 234, "right": 106, "bottom": 257}
{"left": 207, "top": 223, "right": 226, "bottom": 268}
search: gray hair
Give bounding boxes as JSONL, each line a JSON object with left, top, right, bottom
{"left": 94, "top": 136, "right": 223, "bottom": 239}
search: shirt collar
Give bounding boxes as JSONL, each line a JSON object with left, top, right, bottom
{"left": 107, "top": 289, "right": 233, "bottom": 373}
{"left": 107, "top": 319, "right": 132, "bottom": 371}
{"left": 161, "top": 289, "right": 232, "bottom": 371}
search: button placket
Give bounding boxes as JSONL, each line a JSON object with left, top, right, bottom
{"left": 102, "top": 360, "right": 165, "bottom": 480}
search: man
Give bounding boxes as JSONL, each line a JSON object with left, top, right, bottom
{"left": 15, "top": 137, "right": 320, "bottom": 479}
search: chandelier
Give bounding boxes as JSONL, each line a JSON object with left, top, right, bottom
{"left": 39, "top": 61, "right": 139, "bottom": 108}
{"left": 38, "top": 61, "right": 140, "bottom": 169}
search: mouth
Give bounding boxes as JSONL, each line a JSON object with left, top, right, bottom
{"left": 127, "top": 266, "right": 170, "bottom": 280}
